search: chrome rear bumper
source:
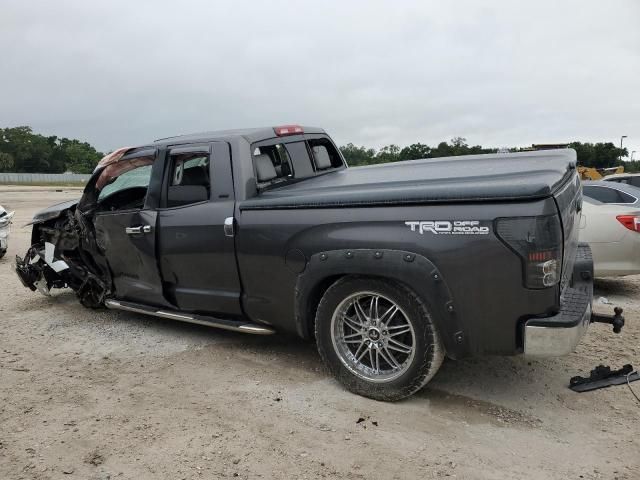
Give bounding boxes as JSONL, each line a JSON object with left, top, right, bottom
{"left": 524, "top": 304, "right": 591, "bottom": 356}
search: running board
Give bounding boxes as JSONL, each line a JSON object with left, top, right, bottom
{"left": 104, "top": 299, "right": 275, "bottom": 335}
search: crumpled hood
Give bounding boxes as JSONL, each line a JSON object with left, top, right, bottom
{"left": 27, "top": 199, "right": 80, "bottom": 226}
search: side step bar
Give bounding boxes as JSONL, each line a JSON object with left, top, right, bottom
{"left": 105, "top": 299, "right": 275, "bottom": 335}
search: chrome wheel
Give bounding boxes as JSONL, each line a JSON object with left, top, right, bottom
{"left": 330, "top": 292, "right": 416, "bottom": 383}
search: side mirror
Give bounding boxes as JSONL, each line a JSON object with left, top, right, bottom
{"left": 167, "top": 186, "right": 208, "bottom": 207}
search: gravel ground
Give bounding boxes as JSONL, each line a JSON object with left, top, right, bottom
{"left": 1, "top": 186, "right": 639, "bottom": 480}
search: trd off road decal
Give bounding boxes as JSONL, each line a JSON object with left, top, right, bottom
{"left": 405, "top": 220, "right": 490, "bottom": 235}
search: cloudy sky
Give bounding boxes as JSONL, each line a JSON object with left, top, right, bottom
{"left": 2, "top": 1, "right": 639, "bottom": 157}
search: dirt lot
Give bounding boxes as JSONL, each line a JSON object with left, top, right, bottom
{"left": 1, "top": 186, "right": 639, "bottom": 480}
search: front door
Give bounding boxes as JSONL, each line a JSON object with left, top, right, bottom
{"left": 156, "top": 142, "right": 242, "bottom": 315}
{"left": 92, "top": 153, "right": 169, "bottom": 307}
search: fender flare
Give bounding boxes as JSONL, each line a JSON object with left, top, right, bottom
{"left": 294, "top": 248, "right": 469, "bottom": 359}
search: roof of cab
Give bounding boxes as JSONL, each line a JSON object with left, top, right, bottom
{"left": 152, "top": 126, "right": 326, "bottom": 147}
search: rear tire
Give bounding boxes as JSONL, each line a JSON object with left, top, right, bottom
{"left": 315, "top": 276, "right": 443, "bottom": 401}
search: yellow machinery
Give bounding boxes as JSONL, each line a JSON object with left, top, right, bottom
{"left": 527, "top": 144, "right": 625, "bottom": 181}
{"left": 577, "top": 166, "right": 624, "bottom": 181}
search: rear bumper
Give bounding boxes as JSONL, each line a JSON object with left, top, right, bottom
{"left": 523, "top": 243, "right": 593, "bottom": 356}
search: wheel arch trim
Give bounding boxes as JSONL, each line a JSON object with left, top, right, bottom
{"left": 294, "top": 248, "right": 469, "bottom": 359}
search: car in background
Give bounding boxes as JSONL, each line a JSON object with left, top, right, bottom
{"left": 0, "top": 205, "right": 15, "bottom": 259}
{"left": 579, "top": 197, "right": 640, "bottom": 277}
{"left": 582, "top": 180, "right": 640, "bottom": 208}
{"left": 603, "top": 173, "right": 640, "bottom": 188}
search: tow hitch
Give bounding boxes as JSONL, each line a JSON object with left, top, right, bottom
{"left": 591, "top": 307, "right": 625, "bottom": 333}
{"left": 568, "top": 307, "right": 637, "bottom": 394}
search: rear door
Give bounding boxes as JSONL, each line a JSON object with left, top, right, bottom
{"left": 156, "top": 142, "right": 242, "bottom": 315}
{"left": 93, "top": 149, "right": 170, "bottom": 307}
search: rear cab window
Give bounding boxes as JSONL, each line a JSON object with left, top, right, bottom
{"left": 252, "top": 135, "right": 344, "bottom": 191}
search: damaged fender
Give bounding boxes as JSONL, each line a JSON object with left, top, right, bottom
{"left": 15, "top": 207, "right": 110, "bottom": 308}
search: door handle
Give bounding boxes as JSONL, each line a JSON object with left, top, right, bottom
{"left": 224, "top": 217, "right": 234, "bottom": 237}
{"left": 125, "top": 225, "right": 152, "bottom": 235}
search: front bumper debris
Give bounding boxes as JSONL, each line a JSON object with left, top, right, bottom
{"left": 15, "top": 253, "right": 40, "bottom": 291}
{"left": 524, "top": 243, "right": 594, "bottom": 356}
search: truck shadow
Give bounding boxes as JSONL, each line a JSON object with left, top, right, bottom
{"left": 27, "top": 289, "right": 583, "bottom": 415}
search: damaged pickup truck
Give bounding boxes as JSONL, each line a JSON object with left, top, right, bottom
{"left": 15, "top": 125, "right": 624, "bottom": 400}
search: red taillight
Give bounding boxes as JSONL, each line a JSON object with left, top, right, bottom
{"left": 274, "top": 125, "right": 304, "bottom": 136}
{"left": 528, "top": 250, "right": 554, "bottom": 262}
{"left": 616, "top": 215, "right": 640, "bottom": 233}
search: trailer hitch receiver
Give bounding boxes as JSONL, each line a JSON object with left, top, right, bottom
{"left": 591, "top": 307, "right": 624, "bottom": 333}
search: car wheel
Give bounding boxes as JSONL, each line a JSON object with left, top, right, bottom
{"left": 315, "top": 276, "right": 443, "bottom": 401}
{"left": 0, "top": 249, "right": 5, "bottom": 259}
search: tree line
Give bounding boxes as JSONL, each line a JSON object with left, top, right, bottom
{"left": 0, "top": 126, "right": 103, "bottom": 174}
{"left": 1, "top": 125, "right": 637, "bottom": 174}
{"left": 341, "top": 136, "right": 638, "bottom": 171}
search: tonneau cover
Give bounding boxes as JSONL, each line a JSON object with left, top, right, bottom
{"left": 240, "top": 149, "right": 577, "bottom": 210}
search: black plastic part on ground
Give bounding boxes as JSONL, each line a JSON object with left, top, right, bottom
{"left": 569, "top": 364, "right": 640, "bottom": 392}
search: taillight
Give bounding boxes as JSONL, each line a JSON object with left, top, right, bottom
{"left": 274, "top": 125, "right": 304, "bottom": 136}
{"left": 495, "top": 215, "right": 563, "bottom": 289}
{"left": 616, "top": 215, "right": 640, "bottom": 233}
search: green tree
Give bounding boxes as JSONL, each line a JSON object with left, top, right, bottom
{"left": 0, "top": 126, "right": 53, "bottom": 172}
{"left": 340, "top": 143, "right": 376, "bottom": 166}
{"left": 399, "top": 143, "right": 431, "bottom": 161}
{"left": 568, "top": 141, "right": 626, "bottom": 169}
{"left": 0, "top": 126, "right": 103, "bottom": 173}
{"left": 59, "top": 139, "right": 103, "bottom": 173}
{"left": 431, "top": 141, "right": 454, "bottom": 158}
{"left": 0, "top": 152, "right": 15, "bottom": 171}
{"left": 376, "top": 144, "right": 401, "bottom": 164}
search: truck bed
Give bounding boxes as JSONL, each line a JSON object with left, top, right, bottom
{"left": 240, "top": 149, "right": 576, "bottom": 210}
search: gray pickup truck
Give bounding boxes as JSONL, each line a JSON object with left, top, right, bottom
{"left": 15, "top": 125, "right": 620, "bottom": 400}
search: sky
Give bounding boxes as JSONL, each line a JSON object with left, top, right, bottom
{"left": 1, "top": 0, "right": 639, "bottom": 158}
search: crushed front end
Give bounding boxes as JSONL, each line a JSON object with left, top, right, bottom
{"left": 15, "top": 206, "right": 110, "bottom": 308}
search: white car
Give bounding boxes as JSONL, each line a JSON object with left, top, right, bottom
{"left": 579, "top": 197, "right": 640, "bottom": 277}
{"left": 603, "top": 172, "right": 640, "bottom": 189}
{"left": 0, "top": 205, "right": 15, "bottom": 259}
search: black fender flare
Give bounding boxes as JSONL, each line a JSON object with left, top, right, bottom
{"left": 294, "top": 248, "right": 469, "bottom": 359}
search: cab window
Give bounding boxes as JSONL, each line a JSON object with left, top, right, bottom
{"left": 252, "top": 137, "right": 344, "bottom": 189}
{"left": 252, "top": 144, "right": 294, "bottom": 186}
{"left": 166, "top": 153, "right": 210, "bottom": 207}
{"left": 97, "top": 161, "right": 153, "bottom": 211}
{"left": 308, "top": 138, "right": 343, "bottom": 171}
